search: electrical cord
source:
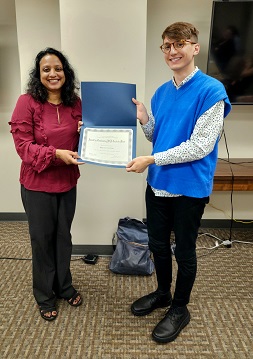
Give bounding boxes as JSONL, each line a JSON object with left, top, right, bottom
{"left": 222, "top": 128, "right": 234, "bottom": 242}
{"left": 198, "top": 125, "right": 253, "bottom": 254}
{"left": 0, "top": 257, "right": 32, "bottom": 261}
{"left": 217, "top": 127, "right": 253, "bottom": 228}
{"left": 207, "top": 202, "right": 253, "bottom": 224}
{"left": 0, "top": 256, "right": 90, "bottom": 261}
{"left": 195, "top": 231, "right": 253, "bottom": 261}
{"left": 70, "top": 257, "right": 84, "bottom": 262}
{"left": 197, "top": 233, "right": 253, "bottom": 248}
{"left": 170, "top": 229, "right": 253, "bottom": 261}
{"left": 2, "top": 235, "right": 253, "bottom": 262}
{"left": 207, "top": 125, "right": 253, "bottom": 246}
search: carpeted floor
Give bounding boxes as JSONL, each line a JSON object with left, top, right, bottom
{"left": 0, "top": 222, "right": 252, "bottom": 359}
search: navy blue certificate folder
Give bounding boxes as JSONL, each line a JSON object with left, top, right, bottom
{"left": 78, "top": 82, "right": 137, "bottom": 168}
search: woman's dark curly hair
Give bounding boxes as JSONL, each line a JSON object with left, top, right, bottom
{"left": 26, "top": 47, "right": 80, "bottom": 107}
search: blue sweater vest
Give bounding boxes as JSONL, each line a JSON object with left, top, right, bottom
{"left": 147, "top": 70, "right": 231, "bottom": 198}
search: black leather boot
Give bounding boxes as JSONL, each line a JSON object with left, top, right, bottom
{"left": 152, "top": 305, "right": 190, "bottom": 343}
{"left": 131, "top": 290, "right": 172, "bottom": 316}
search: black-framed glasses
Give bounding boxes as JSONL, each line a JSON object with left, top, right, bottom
{"left": 160, "top": 40, "right": 197, "bottom": 54}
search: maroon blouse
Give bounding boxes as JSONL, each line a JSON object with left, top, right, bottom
{"left": 9, "top": 94, "right": 82, "bottom": 193}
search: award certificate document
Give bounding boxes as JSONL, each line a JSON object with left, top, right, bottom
{"left": 80, "top": 128, "right": 133, "bottom": 166}
{"left": 78, "top": 81, "right": 136, "bottom": 168}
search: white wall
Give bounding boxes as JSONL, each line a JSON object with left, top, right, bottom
{"left": 15, "top": 0, "right": 61, "bottom": 93}
{"left": 1, "top": 0, "right": 252, "bottom": 246}
{"left": 0, "top": 0, "right": 21, "bottom": 212}
{"left": 60, "top": 0, "right": 147, "bottom": 244}
{"left": 0, "top": 0, "right": 61, "bottom": 213}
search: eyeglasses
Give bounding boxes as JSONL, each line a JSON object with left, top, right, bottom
{"left": 160, "top": 40, "right": 197, "bottom": 54}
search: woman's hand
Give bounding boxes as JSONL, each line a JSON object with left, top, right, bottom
{"left": 55, "top": 149, "right": 84, "bottom": 165}
{"left": 77, "top": 121, "right": 83, "bottom": 133}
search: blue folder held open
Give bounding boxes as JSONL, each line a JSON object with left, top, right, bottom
{"left": 78, "top": 81, "right": 137, "bottom": 168}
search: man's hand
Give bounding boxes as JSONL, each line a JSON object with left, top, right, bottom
{"left": 132, "top": 98, "right": 149, "bottom": 125}
{"left": 126, "top": 156, "right": 154, "bottom": 173}
{"left": 55, "top": 149, "right": 84, "bottom": 165}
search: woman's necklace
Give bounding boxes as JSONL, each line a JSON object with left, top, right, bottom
{"left": 47, "top": 101, "right": 63, "bottom": 124}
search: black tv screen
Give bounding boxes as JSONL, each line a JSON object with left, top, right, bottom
{"left": 207, "top": 1, "right": 253, "bottom": 104}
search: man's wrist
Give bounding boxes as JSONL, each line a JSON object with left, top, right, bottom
{"left": 139, "top": 114, "right": 149, "bottom": 125}
{"left": 147, "top": 156, "right": 155, "bottom": 164}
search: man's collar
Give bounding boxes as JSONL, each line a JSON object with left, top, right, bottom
{"left": 172, "top": 66, "right": 199, "bottom": 89}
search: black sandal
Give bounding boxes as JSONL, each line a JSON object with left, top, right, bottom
{"left": 39, "top": 308, "right": 58, "bottom": 321}
{"left": 66, "top": 291, "right": 82, "bottom": 307}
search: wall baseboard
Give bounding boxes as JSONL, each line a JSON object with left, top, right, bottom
{"left": 0, "top": 212, "right": 28, "bottom": 221}
{"left": 200, "top": 219, "right": 253, "bottom": 229}
{"left": 1, "top": 213, "right": 252, "bottom": 256}
{"left": 1, "top": 213, "right": 252, "bottom": 228}
{"left": 72, "top": 245, "right": 113, "bottom": 256}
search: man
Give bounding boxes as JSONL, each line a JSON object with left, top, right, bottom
{"left": 126, "top": 22, "right": 231, "bottom": 343}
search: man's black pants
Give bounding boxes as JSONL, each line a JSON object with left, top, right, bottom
{"left": 146, "top": 184, "right": 209, "bottom": 307}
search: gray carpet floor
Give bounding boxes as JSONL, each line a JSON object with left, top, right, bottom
{"left": 0, "top": 222, "right": 252, "bottom": 359}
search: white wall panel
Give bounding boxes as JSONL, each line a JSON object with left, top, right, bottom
{"left": 60, "top": 0, "right": 147, "bottom": 244}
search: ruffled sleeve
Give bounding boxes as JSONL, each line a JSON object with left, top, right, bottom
{"left": 9, "top": 94, "right": 56, "bottom": 173}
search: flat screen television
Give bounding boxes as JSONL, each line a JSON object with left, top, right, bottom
{"left": 207, "top": 1, "right": 253, "bottom": 104}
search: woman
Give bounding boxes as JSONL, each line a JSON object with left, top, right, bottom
{"left": 9, "top": 47, "right": 83, "bottom": 321}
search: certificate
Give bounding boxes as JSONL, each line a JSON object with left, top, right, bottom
{"left": 79, "top": 127, "right": 133, "bottom": 166}
{"left": 78, "top": 81, "right": 137, "bottom": 168}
